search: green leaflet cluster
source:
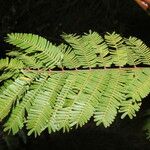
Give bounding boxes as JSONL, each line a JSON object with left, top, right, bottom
{"left": 0, "top": 31, "right": 150, "bottom": 137}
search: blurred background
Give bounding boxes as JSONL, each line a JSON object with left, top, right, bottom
{"left": 0, "top": 0, "right": 150, "bottom": 149}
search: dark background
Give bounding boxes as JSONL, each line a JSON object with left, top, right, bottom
{"left": 0, "top": 0, "right": 150, "bottom": 149}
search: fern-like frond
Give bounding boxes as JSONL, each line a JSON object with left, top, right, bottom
{"left": 6, "top": 33, "right": 63, "bottom": 68}
{"left": 6, "top": 51, "right": 43, "bottom": 69}
{"left": 1, "top": 31, "right": 150, "bottom": 137}
{"left": 119, "top": 100, "right": 140, "bottom": 119}
{"left": 69, "top": 71, "right": 96, "bottom": 127}
{"left": 82, "top": 31, "right": 112, "bottom": 67}
{"left": 127, "top": 69, "right": 150, "bottom": 102}
{"left": 94, "top": 70, "right": 128, "bottom": 127}
{"left": 59, "top": 44, "right": 80, "bottom": 69}
{"left": 0, "top": 71, "right": 16, "bottom": 82}
{"left": 119, "top": 69, "right": 150, "bottom": 119}
{"left": 3, "top": 73, "right": 38, "bottom": 134}
{"left": 0, "top": 58, "right": 9, "bottom": 70}
{"left": 17, "top": 54, "right": 43, "bottom": 69}
{"left": 104, "top": 32, "right": 127, "bottom": 66}
{"left": 27, "top": 73, "right": 67, "bottom": 136}
{"left": 0, "top": 80, "right": 13, "bottom": 94}
{"left": 7, "top": 59, "right": 24, "bottom": 70}
{"left": 0, "top": 77, "right": 31, "bottom": 121}
{"left": 0, "top": 58, "right": 24, "bottom": 82}
{"left": 104, "top": 32, "right": 123, "bottom": 48}
{"left": 47, "top": 73, "right": 75, "bottom": 133}
{"left": 62, "top": 33, "right": 97, "bottom": 68}
{"left": 4, "top": 94, "right": 33, "bottom": 134}
{"left": 126, "top": 37, "right": 150, "bottom": 65}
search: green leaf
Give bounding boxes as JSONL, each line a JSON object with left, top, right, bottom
{"left": 1, "top": 31, "right": 150, "bottom": 137}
